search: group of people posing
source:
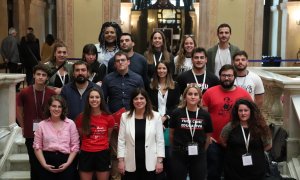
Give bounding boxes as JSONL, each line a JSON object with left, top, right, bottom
{"left": 15, "top": 22, "right": 271, "bottom": 180}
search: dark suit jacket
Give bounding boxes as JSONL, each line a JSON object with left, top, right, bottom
{"left": 148, "top": 82, "right": 180, "bottom": 127}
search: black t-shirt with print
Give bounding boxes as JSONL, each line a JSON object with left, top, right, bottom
{"left": 169, "top": 108, "right": 213, "bottom": 148}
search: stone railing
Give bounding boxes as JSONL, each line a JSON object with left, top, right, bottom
{"left": 249, "top": 67, "right": 300, "bottom": 161}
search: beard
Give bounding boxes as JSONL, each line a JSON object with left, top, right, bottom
{"left": 220, "top": 80, "right": 235, "bottom": 90}
{"left": 75, "top": 75, "right": 87, "bottom": 84}
{"left": 234, "top": 65, "right": 247, "bottom": 71}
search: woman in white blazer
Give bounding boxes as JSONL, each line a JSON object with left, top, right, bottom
{"left": 118, "top": 88, "right": 165, "bottom": 180}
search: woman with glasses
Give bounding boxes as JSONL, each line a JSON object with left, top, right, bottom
{"left": 118, "top": 88, "right": 165, "bottom": 180}
{"left": 144, "top": 30, "right": 175, "bottom": 80}
{"left": 45, "top": 42, "right": 73, "bottom": 94}
{"left": 82, "top": 44, "right": 106, "bottom": 86}
{"left": 174, "top": 35, "right": 196, "bottom": 76}
{"left": 96, "top": 22, "right": 123, "bottom": 68}
{"left": 75, "top": 88, "right": 114, "bottom": 180}
{"left": 33, "top": 95, "right": 80, "bottom": 180}
{"left": 220, "top": 99, "right": 272, "bottom": 180}
{"left": 148, "top": 61, "right": 180, "bottom": 179}
{"left": 169, "top": 84, "right": 213, "bottom": 180}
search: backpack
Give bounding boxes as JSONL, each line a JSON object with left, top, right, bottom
{"left": 269, "top": 123, "right": 288, "bottom": 162}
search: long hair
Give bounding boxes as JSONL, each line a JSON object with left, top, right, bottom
{"left": 97, "top": 22, "right": 122, "bottom": 50}
{"left": 144, "top": 30, "right": 170, "bottom": 65}
{"left": 44, "top": 95, "right": 68, "bottom": 120}
{"left": 128, "top": 88, "right": 154, "bottom": 120}
{"left": 178, "top": 83, "right": 202, "bottom": 108}
{"left": 49, "top": 42, "right": 67, "bottom": 64}
{"left": 231, "top": 99, "right": 271, "bottom": 139}
{"left": 81, "top": 88, "right": 111, "bottom": 136}
{"left": 150, "top": 61, "right": 175, "bottom": 90}
{"left": 175, "top": 35, "right": 196, "bottom": 73}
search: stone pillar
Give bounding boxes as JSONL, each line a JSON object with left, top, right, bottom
{"left": 270, "top": 4, "right": 279, "bottom": 57}
{"left": 0, "top": 74, "right": 25, "bottom": 137}
{"left": 280, "top": 2, "right": 287, "bottom": 64}
{"left": 103, "top": 0, "right": 121, "bottom": 23}
{"left": 198, "top": 0, "right": 218, "bottom": 49}
{"left": 120, "top": 3, "right": 133, "bottom": 33}
{"left": 56, "top": 0, "right": 74, "bottom": 57}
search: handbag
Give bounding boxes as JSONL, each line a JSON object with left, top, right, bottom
{"left": 264, "top": 152, "right": 282, "bottom": 180}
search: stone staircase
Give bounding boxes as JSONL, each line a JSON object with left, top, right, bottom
{"left": 286, "top": 157, "right": 300, "bottom": 180}
{"left": 0, "top": 128, "right": 30, "bottom": 180}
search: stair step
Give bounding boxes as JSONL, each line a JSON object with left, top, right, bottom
{"left": 14, "top": 136, "right": 27, "bottom": 153}
{"left": 8, "top": 154, "right": 29, "bottom": 171}
{"left": 0, "top": 171, "right": 30, "bottom": 180}
{"left": 291, "top": 157, "right": 300, "bottom": 179}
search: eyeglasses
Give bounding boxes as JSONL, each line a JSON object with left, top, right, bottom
{"left": 115, "top": 59, "right": 127, "bottom": 63}
{"left": 220, "top": 74, "right": 234, "bottom": 78}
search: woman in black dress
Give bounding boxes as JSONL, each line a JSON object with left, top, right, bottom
{"left": 220, "top": 99, "right": 272, "bottom": 180}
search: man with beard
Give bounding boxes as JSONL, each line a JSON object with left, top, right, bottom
{"left": 102, "top": 51, "right": 144, "bottom": 180}
{"left": 202, "top": 64, "right": 251, "bottom": 180}
{"left": 61, "top": 60, "right": 101, "bottom": 120}
{"left": 107, "top": 33, "right": 149, "bottom": 89}
{"left": 233, "top": 50, "right": 264, "bottom": 108}
{"left": 177, "top": 47, "right": 219, "bottom": 94}
{"left": 206, "top": 24, "right": 240, "bottom": 77}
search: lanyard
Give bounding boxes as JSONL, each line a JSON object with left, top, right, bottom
{"left": 241, "top": 125, "right": 251, "bottom": 153}
{"left": 157, "top": 87, "right": 168, "bottom": 116}
{"left": 89, "top": 72, "right": 96, "bottom": 81}
{"left": 57, "top": 71, "right": 66, "bottom": 86}
{"left": 186, "top": 107, "right": 199, "bottom": 142}
{"left": 153, "top": 53, "right": 162, "bottom": 66}
{"left": 191, "top": 69, "right": 206, "bottom": 92}
{"left": 33, "top": 85, "right": 45, "bottom": 120}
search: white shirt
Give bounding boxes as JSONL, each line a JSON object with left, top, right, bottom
{"left": 215, "top": 47, "right": 231, "bottom": 77}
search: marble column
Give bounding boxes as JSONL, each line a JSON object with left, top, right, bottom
{"left": 0, "top": 74, "right": 25, "bottom": 138}
{"left": 103, "top": 0, "right": 121, "bottom": 24}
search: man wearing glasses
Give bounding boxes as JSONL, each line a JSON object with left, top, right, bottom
{"left": 101, "top": 50, "right": 144, "bottom": 180}
{"left": 202, "top": 64, "right": 251, "bottom": 180}
{"left": 177, "top": 47, "right": 219, "bottom": 95}
{"left": 206, "top": 23, "right": 240, "bottom": 77}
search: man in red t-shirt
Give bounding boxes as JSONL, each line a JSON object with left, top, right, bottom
{"left": 16, "top": 64, "right": 56, "bottom": 180}
{"left": 202, "top": 64, "right": 252, "bottom": 180}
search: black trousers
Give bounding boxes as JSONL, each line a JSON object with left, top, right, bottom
{"left": 171, "top": 148, "right": 207, "bottom": 180}
{"left": 39, "top": 151, "right": 77, "bottom": 180}
{"left": 25, "top": 138, "right": 41, "bottom": 180}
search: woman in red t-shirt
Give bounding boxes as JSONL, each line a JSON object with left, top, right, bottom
{"left": 76, "top": 88, "right": 114, "bottom": 180}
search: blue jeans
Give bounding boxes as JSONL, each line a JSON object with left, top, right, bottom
{"left": 207, "top": 142, "right": 225, "bottom": 180}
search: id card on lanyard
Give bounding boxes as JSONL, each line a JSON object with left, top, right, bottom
{"left": 191, "top": 69, "right": 206, "bottom": 93}
{"left": 186, "top": 107, "right": 199, "bottom": 156}
{"left": 241, "top": 126, "right": 253, "bottom": 166}
{"left": 32, "top": 86, "right": 45, "bottom": 131}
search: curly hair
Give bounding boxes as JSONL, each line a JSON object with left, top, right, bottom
{"left": 81, "top": 88, "right": 111, "bottom": 136}
{"left": 175, "top": 35, "right": 196, "bottom": 73}
{"left": 97, "top": 22, "right": 123, "bottom": 50}
{"left": 230, "top": 99, "right": 271, "bottom": 140}
{"left": 44, "top": 95, "right": 68, "bottom": 120}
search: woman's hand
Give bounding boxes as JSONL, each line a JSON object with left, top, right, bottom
{"left": 42, "top": 163, "right": 60, "bottom": 173}
{"left": 56, "top": 162, "right": 70, "bottom": 172}
{"left": 118, "top": 160, "right": 125, "bottom": 175}
{"left": 155, "top": 161, "right": 164, "bottom": 174}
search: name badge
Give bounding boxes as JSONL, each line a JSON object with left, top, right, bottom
{"left": 188, "top": 142, "right": 198, "bottom": 156}
{"left": 242, "top": 153, "right": 253, "bottom": 166}
{"left": 33, "top": 119, "right": 40, "bottom": 131}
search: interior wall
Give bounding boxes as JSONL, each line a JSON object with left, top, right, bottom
{"left": 217, "top": 0, "right": 246, "bottom": 50}
{"left": 286, "top": 2, "right": 300, "bottom": 65}
{"left": 73, "top": 0, "right": 103, "bottom": 58}
{"left": 0, "top": 0, "right": 8, "bottom": 57}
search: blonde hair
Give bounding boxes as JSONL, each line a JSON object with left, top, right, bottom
{"left": 178, "top": 83, "right": 202, "bottom": 108}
